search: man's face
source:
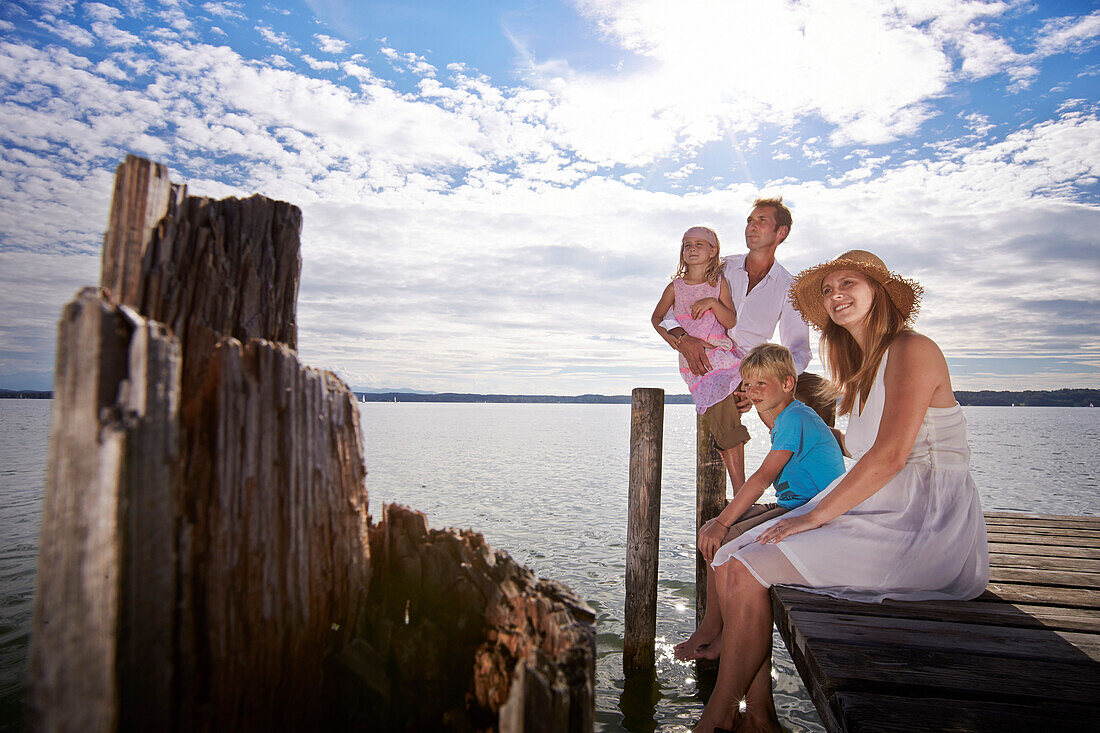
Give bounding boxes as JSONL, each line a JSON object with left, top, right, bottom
{"left": 744, "top": 206, "right": 788, "bottom": 250}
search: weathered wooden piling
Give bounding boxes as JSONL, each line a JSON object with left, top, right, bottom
{"left": 29, "top": 155, "right": 595, "bottom": 732}
{"left": 625, "top": 387, "right": 664, "bottom": 673}
{"left": 695, "top": 415, "right": 726, "bottom": 672}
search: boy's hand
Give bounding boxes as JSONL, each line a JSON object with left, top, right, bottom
{"left": 690, "top": 297, "right": 717, "bottom": 319}
{"left": 698, "top": 518, "right": 728, "bottom": 562}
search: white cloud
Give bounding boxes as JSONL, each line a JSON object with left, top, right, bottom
{"left": 202, "top": 2, "right": 245, "bottom": 21}
{"left": 301, "top": 54, "right": 338, "bottom": 71}
{"left": 256, "top": 24, "right": 296, "bottom": 52}
{"left": 1034, "top": 10, "right": 1100, "bottom": 57}
{"left": 315, "top": 33, "right": 347, "bottom": 54}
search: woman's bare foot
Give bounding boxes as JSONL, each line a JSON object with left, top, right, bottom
{"left": 737, "top": 711, "right": 782, "bottom": 732}
{"left": 674, "top": 626, "right": 720, "bottom": 661}
{"left": 693, "top": 705, "right": 736, "bottom": 733}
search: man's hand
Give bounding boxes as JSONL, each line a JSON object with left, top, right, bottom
{"left": 698, "top": 518, "right": 727, "bottom": 562}
{"left": 733, "top": 381, "right": 752, "bottom": 414}
{"left": 678, "top": 334, "right": 712, "bottom": 376}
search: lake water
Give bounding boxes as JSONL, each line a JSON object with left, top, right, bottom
{"left": 1, "top": 400, "right": 1097, "bottom": 731}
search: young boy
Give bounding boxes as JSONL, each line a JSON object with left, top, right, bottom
{"left": 674, "top": 343, "right": 844, "bottom": 661}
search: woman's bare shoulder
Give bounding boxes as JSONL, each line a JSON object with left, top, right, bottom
{"left": 889, "top": 331, "right": 955, "bottom": 406}
{"left": 890, "top": 330, "right": 946, "bottom": 366}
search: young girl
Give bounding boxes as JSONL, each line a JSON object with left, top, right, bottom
{"left": 651, "top": 227, "right": 748, "bottom": 487}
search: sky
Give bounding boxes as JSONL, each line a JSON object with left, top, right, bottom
{"left": 0, "top": 0, "right": 1097, "bottom": 395}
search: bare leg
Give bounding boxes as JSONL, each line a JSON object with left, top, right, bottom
{"left": 675, "top": 563, "right": 723, "bottom": 660}
{"left": 677, "top": 505, "right": 785, "bottom": 662}
{"left": 741, "top": 654, "right": 781, "bottom": 731}
{"left": 694, "top": 561, "right": 773, "bottom": 733}
{"left": 719, "top": 444, "right": 746, "bottom": 492}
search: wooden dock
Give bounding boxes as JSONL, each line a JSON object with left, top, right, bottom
{"left": 772, "top": 511, "right": 1100, "bottom": 732}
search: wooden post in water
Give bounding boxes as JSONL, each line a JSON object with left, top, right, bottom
{"left": 695, "top": 415, "right": 727, "bottom": 672}
{"left": 624, "top": 387, "right": 664, "bottom": 673}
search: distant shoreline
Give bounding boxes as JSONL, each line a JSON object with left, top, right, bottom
{"left": 4, "top": 388, "right": 1098, "bottom": 407}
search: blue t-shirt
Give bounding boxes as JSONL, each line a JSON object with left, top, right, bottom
{"left": 769, "top": 399, "right": 846, "bottom": 509}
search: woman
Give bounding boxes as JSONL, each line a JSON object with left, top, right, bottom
{"left": 697, "top": 250, "right": 989, "bottom": 733}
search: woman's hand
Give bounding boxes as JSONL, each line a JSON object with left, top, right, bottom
{"left": 755, "top": 512, "right": 825, "bottom": 545}
{"left": 698, "top": 518, "right": 728, "bottom": 562}
{"left": 690, "top": 297, "right": 717, "bottom": 319}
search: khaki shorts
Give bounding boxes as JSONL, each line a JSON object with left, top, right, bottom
{"left": 721, "top": 503, "right": 789, "bottom": 545}
{"left": 702, "top": 391, "right": 751, "bottom": 450}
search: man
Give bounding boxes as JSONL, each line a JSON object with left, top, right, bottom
{"left": 662, "top": 197, "right": 835, "bottom": 489}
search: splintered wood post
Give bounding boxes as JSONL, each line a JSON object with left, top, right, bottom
{"left": 99, "top": 155, "right": 182, "bottom": 305}
{"left": 625, "top": 387, "right": 664, "bottom": 673}
{"left": 28, "top": 290, "right": 181, "bottom": 732}
{"left": 29, "top": 155, "right": 370, "bottom": 731}
{"left": 695, "top": 415, "right": 726, "bottom": 619}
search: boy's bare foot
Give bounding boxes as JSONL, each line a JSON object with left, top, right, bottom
{"left": 674, "top": 626, "right": 720, "bottom": 661}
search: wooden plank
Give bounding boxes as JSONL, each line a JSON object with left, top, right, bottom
{"left": 988, "top": 552, "right": 1100, "bottom": 573}
{"left": 802, "top": 640, "right": 1100, "bottom": 704}
{"left": 830, "top": 692, "right": 1094, "bottom": 733}
{"left": 988, "top": 566, "right": 1100, "bottom": 589}
{"left": 985, "top": 528, "right": 1100, "bottom": 545}
{"left": 985, "top": 511, "right": 1100, "bottom": 528}
{"left": 981, "top": 582, "right": 1100, "bottom": 609}
{"left": 774, "top": 588, "right": 1100, "bottom": 633}
{"left": 988, "top": 541, "right": 1100, "bottom": 559}
{"left": 787, "top": 610, "right": 1100, "bottom": 663}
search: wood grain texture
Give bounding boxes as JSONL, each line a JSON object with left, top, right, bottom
{"left": 625, "top": 388, "right": 663, "bottom": 673}
{"left": 100, "top": 155, "right": 183, "bottom": 306}
{"left": 346, "top": 503, "right": 596, "bottom": 732}
{"left": 28, "top": 290, "right": 180, "bottom": 733}
{"left": 695, "top": 412, "right": 725, "bottom": 628}
{"left": 175, "top": 338, "right": 370, "bottom": 730}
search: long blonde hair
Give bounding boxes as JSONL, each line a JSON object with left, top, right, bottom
{"left": 674, "top": 229, "right": 723, "bottom": 286}
{"left": 819, "top": 277, "right": 908, "bottom": 416}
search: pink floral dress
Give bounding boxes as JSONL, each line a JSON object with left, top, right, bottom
{"left": 672, "top": 277, "right": 741, "bottom": 414}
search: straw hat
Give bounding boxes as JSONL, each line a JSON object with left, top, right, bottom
{"left": 789, "top": 249, "right": 923, "bottom": 331}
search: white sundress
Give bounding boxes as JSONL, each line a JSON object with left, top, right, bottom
{"left": 712, "top": 347, "right": 990, "bottom": 602}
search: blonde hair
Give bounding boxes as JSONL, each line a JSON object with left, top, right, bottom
{"left": 820, "top": 276, "right": 909, "bottom": 416}
{"left": 674, "top": 227, "right": 723, "bottom": 286}
{"left": 740, "top": 343, "right": 797, "bottom": 384}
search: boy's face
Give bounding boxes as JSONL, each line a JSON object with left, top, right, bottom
{"left": 742, "top": 371, "right": 795, "bottom": 414}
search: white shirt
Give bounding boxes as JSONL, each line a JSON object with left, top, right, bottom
{"left": 663, "top": 253, "right": 813, "bottom": 374}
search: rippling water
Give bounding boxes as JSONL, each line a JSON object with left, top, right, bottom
{"left": 1, "top": 401, "right": 1097, "bottom": 731}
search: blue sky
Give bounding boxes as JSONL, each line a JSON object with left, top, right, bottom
{"left": 0, "top": 0, "right": 1097, "bottom": 394}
